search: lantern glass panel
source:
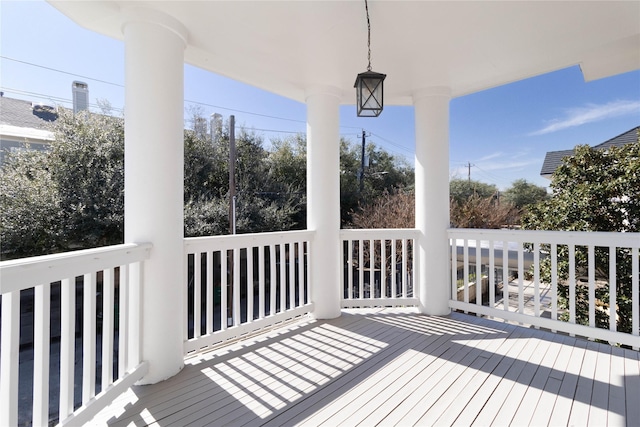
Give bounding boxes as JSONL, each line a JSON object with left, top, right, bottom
{"left": 355, "top": 71, "right": 386, "bottom": 117}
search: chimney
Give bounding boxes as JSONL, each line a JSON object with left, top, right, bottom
{"left": 72, "top": 81, "right": 89, "bottom": 114}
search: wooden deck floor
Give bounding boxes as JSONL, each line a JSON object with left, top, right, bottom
{"left": 92, "top": 308, "right": 640, "bottom": 426}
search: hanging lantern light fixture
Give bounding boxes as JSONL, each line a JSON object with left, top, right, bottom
{"left": 354, "top": 0, "right": 386, "bottom": 117}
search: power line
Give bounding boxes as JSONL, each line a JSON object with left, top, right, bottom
{"left": 3, "top": 56, "right": 405, "bottom": 137}
{"left": 368, "top": 131, "right": 413, "bottom": 154}
{"left": 1, "top": 56, "right": 124, "bottom": 87}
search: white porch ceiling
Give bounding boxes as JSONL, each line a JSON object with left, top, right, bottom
{"left": 48, "top": 1, "right": 640, "bottom": 104}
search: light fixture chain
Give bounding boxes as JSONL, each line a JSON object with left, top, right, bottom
{"left": 365, "top": 0, "right": 371, "bottom": 71}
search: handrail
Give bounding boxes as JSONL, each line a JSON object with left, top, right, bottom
{"left": 0, "top": 243, "right": 152, "bottom": 294}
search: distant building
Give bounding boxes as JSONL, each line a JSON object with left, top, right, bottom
{"left": 540, "top": 126, "right": 639, "bottom": 179}
{"left": 1, "top": 82, "right": 90, "bottom": 164}
{"left": 0, "top": 95, "right": 57, "bottom": 163}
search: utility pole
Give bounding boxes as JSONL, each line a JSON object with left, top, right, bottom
{"left": 229, "top": 115, "right": 236, "bottom": 234}
{"left": 467, "top": 162, "right": 472, "bottom": 182}
{"left": 359, "top": 130, "right": 366, "bottom": 193}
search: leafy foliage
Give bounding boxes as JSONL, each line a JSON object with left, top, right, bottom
{"left": 449, "top": 179, "right": 497, "bottom": 204}
{"left": 1, "top": 109, "right": 124, "bottom": 259}
{"left": 0, "top": 150, "right": 62, "bottom": 258}
{"left": 340, "top": 139, "right": 414, "bottom": 226}
{"left": 522, "top": 139, "right": 640, "bottom": 333}
{"left": 501, "top": 179, "right": 548, "bottom": 209}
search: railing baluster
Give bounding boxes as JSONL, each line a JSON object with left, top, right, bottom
{"left": 358, "top": 240, "right": 364, "bottom": 300}
{"left": 412, "top": 238, "right": 417, "bottom": 299}
{"left": 234, "top": 248, "right": 241, "bottom": 325}
{"left": 248, "top": 246, "right": 254, "bottom": 320}
{"left": 569, "top": 244, "right": 576, "bottom": 325}
{"left": 0, "top": 291, "right": 20, "bottom": 427}
{"left": 632, "top": 247, "right": 639, "bottom": 349}
{"left": 206, "top": 251, "right": 213, "bottom": 333}
{"left": 221, "top": 250, "right": 228, "bottom": 330}
{"left": 609, "top": 246, "right": 617, "bottom": 333}
{"left": 194, "top": 253, "right": 201, "bottom": 338}
{"left": 269, "top": 244, "right": 276, "bottom": 316}
{"left": 102, "top": 269, "right": 114, "bottom": 391}
{"left": 369, "top": 239, "right": 374, "bottom": 298}
{"left": 83, "top": 273, "right": 96, "bottom": 404}
{"left": 588, "top": 245, "right": 595, "bottom": 328}
{"left": 258, "top": 246, "right": 265, "bottom": 319}
{"left": 451, "top": 238, "right": 457, "bottom": 302}
{"left": 502, "top": 240, "right": 508, "bottom": 312}
{"left": 289, "top": 244, "right": 295, "bottom": 309}
{"left": 402, "top": 239, "right": 408, "bottom": 298}
{"left": 119, "top": 266, "right": 129, "bottom": 377}
{"left": 60, "top": 277, "right": 75, "bottom": 420}
{"left": 518, "top": 244, "right": 524, "bottom": 315}
{"left": 463, "top": 239, "right": 469, "bottom": 305}
{"left": 347, "top": 239, "right": 353, "bottom": 300}
{"left": 391, "top": 239, "right": 397, "bottom": 298}
{"left": 489, "top": 240, "right": 495, "bottom": 309}
{"left": 297, "top": 242, "right": 304, "bottom": 308}
{"left": 33, "top": 283, "right": 51, "bottom": 426}
{"left": 476, "top": 239, "right": 482, "bottom": 311}
{"left": 184, "top": 254, "right": 189, "bottom": 340}
{"left": 534, "top": 242, "right": 540, "bottom": 320}
{"left": 128, "top": 261, "right": 141, "bottom": 370}
{"left": 279, "top": 244, "right": 285, "bottom": 312}
{"left": 551, "top": 243, "right": 558, "bottom": 325}
{"left": 381, "top": 239, "right": 387, "bottom": 299}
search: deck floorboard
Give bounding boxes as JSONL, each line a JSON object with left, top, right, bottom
{"left": 91, "top": 308, "right": 640, "bottom": 426}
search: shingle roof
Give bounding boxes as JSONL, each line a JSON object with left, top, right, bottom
{"left": 540, "top": 126, "right": 639, "bottom": 178}
{"left": 0, "top": 96, "right": 59, "bottom": 129}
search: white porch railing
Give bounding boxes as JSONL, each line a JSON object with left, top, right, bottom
{"left": 449, "top": 228, "right": 640, "bottom": 349}
{"left": 183, "top": 230, "right": 314, "bottom": 354}
{"left": 0, "top": 243, "right": 151, "bottom": 427}
{"left": 340, "top": 229, "right": 419, "bottom": 308}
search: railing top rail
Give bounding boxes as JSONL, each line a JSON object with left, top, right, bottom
{"left": 184, "top": 229, "right": 315, "bottom": 252}
{"left": 340, "top": 228, "right": 420, "bottom": 240}
{"left": 0, "top": 242, "right": 152, "bottom": 294}
{"left": 448, "top": 228, "right": 640, "bottom": 247}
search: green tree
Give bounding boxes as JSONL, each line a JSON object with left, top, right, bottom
{"left": 522, "top": 140, "right": 640, "bottom": 333}
{"left": 183, "top": 120, "right": 304, "bottom": 237}
{"left": 449, "top": 179, "right": 497, "bottom": 204}
{"left": 502, "top": 179, "right": 548, "bottom": 209}
{"left": 340, "top": 139, "right": 414, "bottom": 226}
{"left": 0, "top": 150, "right": 63, "bottom": 259}
{"left": 1, "top": 109, "right": 125, "bottom": 259}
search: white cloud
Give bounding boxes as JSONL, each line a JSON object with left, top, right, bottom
{"left": 529, "top": 100, "right": 640, "bottom": 136}
{"left": 477, "top": 152, "right": 503, "bottom": 162}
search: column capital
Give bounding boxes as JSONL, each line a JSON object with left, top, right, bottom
{"left": 121, "top": 6, "right": 189, "bottom": 47}
{"left": 412, "top": 86, "right": 452, "bottom": 103}
{"left": 304, "top": 85, "right": 343, "bottom": 102}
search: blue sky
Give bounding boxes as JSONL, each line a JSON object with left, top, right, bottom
{"left": 2, "top": 0, "right": 639, "bottom": 190}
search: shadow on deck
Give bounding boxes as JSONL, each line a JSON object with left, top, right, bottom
{"left": 92, "top": 308, "right": 640, "bottom": 426}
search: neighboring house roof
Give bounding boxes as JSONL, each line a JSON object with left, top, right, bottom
{"left": 0, "top": 96, "right": 58, "bottom": 129}
{"left": 0, "top": 96, "right": 59, "bottom": 163}
{"left": 540, "top": 126, "right": 639, "bottom": 178}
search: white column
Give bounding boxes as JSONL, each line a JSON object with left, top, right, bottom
{"left": 123, "top": 7, "right": 188, "bottom": 384}
{"left": 306, "top": 86, "right": 342, "bottom": 319}
{"left": 413, "top": 87, "right": 452, "bottom": 315}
